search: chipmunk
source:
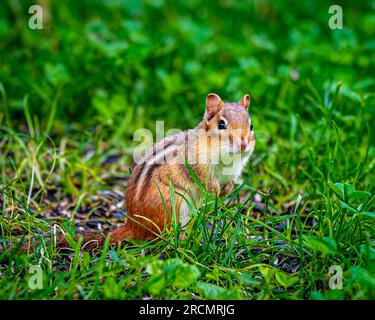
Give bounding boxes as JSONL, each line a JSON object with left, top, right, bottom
{"left": 22, "top": 93, "right": 255, "bottom": 252}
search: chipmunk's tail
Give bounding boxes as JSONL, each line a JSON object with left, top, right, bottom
{"left": 20, "top": 224, "right": 138, "bottom": 253}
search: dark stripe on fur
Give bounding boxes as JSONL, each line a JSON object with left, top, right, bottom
{"left": 149, "top": 139, "right": 175, "bottom": 159}
{"left": 179, "top": 163, "right": 193, "bottom": 183}
{"left": 143, "top": 163, "right": 161, "bottom": 189}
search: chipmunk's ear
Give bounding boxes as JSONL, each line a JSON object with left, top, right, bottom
{"left": 206, "top": 93, "right": 223, "bottom": 117}
{"left": 240, "top": 94, "right": 250, "bottom": 109}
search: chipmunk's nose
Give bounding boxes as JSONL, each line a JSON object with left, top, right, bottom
{"left": 240, "top": 137, "right": 248, "bottom": 151}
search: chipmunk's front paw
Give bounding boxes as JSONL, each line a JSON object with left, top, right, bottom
{"left": 220, "top": 181, "right": 234, "bottom": 197}
{"left": 207, "top": 180, "right": 220, "bottom": 197}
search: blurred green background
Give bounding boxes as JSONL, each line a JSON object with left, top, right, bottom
{"left": 1, "top": 0, "right": 374, "bottom": 140}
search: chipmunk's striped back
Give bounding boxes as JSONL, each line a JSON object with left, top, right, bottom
{"left": 122, "top": 129, "right": 201, "bottom": 239}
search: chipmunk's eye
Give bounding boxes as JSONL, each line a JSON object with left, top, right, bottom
{"left": 218, "top": 119, "right": 227, "bottom": 130}
{"left": 250, "top": 123, "right": 253, "bottom": 131}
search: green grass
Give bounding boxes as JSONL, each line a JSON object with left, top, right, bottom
{"left": 0, "top": 0, "right": 374, "bottom": 299}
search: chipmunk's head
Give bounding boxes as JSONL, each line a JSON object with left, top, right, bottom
{"left": 203, "top": 93, "right": 255, "bottom": 155}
